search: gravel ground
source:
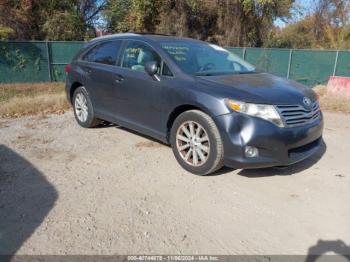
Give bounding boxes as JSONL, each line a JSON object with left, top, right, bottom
{"left": 0, "top": 111, "right": 349, "bottom": 255}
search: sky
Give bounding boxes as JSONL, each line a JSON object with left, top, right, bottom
{"left": 274, "top": 0, "right": 315, "bottom": 27}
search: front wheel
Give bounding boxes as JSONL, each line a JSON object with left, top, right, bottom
{"left": 170, "top": 110, "right": 224, "bottom": 175}
{"left": 72, "top": 87, "right": 101, "bottom": 128}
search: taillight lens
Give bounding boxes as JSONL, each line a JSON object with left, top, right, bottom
{"left": 65, "top": 64, "right": 71, "bottom": 74}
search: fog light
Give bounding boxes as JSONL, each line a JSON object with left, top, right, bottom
{"left": 245, "top": 146, "right": 259, "bottom": 158}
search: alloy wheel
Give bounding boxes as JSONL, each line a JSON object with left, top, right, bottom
{"left": 75, "top": 93, "right": 88, "bottom": 122}
{"left": 176, "top": 121, "right": 210, "bottom": 166}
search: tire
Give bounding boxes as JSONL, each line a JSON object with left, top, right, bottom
{"left": 170, "top": 110, "right": 224, "bottom": 175}
{"left": 72, "top": 86, "right": 101, "bottom": 128}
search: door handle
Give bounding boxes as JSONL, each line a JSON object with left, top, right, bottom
{"left": 115, "top": 75, "right": 124, "bottom": 83}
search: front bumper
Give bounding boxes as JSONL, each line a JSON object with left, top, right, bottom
{"left": 215, "top": 112, "right": 324, "bottom": 169}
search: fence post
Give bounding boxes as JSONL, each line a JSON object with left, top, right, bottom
{"left": 243, "top": 47, "right": 247, "bottom": 60}
{"left": 287, "top": 49, "right": 293, "bottom": 79}
{"left": 333, "top": 50, "right": 339, "bottom": 76}
{"left": 46, "top": 41, "right": 52, "bottom": 82}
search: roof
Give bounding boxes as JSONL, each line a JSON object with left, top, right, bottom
{"left": 91, "top": 33, "right": 202, "bottom": 43}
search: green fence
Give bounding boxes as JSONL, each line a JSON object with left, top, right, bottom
{"left": 227, "top": 47, "right": 350, "bottom": 86}
{"left": 1, "top": 41, "right": 350, "bottom": 86}
{"left": 0, "top": 41, "right": 84, "bottom": 83}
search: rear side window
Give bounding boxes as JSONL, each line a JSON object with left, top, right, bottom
{"left": 83, "top": 41, "right": 122, "bottom": 65}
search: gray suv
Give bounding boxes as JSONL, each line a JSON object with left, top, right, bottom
{"left": 65, "top": 33, "right": 324, "bottom": 175}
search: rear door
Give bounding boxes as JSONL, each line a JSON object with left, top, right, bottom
{"left": 79, "top": 40, "right": 124, "bottom": 117}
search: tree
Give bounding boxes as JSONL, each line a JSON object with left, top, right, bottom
{"left": 103, "top": 0, "right": 294, "bottom": 47}
{"left": 41, "top": 0, "right": 107, "bottom": 40}
{"left": 42, "top": 12, "right": 88, "bottom": 41}
{"left": 213, "top": 0, "right": 294, "bottom": 47}
{"left": 104, "top": 0, "right": 162, "bottom": 33}
{"left": 266, "top": 16, "right": 316, "bottom": 48}
{"left": 156, "top": 0, "right": 218, "bottom": 39}
{"left": 104, "top": 0, "right": 132, "bottom": 32}
{"left": 0, "top": 0, "right": 107, "bottom": 40}
{"left": 0, "top": 0, "right": 42, "bottom": 40}
{"left": 267, "top": 0, "right": 350, "bottom": 49}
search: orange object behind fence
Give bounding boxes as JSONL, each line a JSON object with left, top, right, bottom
{"left": 327, "top": 76, "right": 350, "bottom": 99}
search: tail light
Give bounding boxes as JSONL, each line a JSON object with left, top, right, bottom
{"left": 65, "top": 64, "right": 71, "bottom": 74}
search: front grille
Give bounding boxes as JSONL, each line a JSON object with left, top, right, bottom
{"left": 276, "top": 102, "right": 321, "bottom": 127}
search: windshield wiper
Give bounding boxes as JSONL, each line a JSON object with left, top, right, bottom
{"left": 194, "top": 72, "right": 216, "bottom": 76}
{"left": 195, "top": 71, "right": 258, "bottom": 76}
{"left": 238, "top": 70, "right": 259, "bottom": 74}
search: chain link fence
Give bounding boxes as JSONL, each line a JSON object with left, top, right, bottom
{"left": 1, "top": 41, "right": 350, "bottom": 86}
{"left": 0, "top": 41, "right": 84, "bottom": 83}
{"left": 227, "top": 47, "right": 350, "bottom": 86}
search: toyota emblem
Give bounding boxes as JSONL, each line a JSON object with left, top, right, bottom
{"left": 303, "top": 97, "right": 312, "bottom": 107}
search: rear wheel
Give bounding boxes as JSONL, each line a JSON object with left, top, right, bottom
{"left": 72, "top": 87, "right": 101, "bottom": 128}
{"left": 170, "top": 110, "right": 224, "bottom": 175}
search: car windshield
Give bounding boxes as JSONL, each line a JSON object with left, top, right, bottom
{"left": 160, "top": 41, "right": 256, "bottom": 76}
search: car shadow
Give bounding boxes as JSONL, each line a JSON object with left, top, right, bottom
{"left": 98, "top": 123, "right": 326, "bottom": 178}
{"left": 113, "top": 125, "right": 170, "bottom": 146}
{"left": 204, "top": 166, "right": 235, "bottom": 176}
{"left": 0, "top": 145, "right": 58, "bottom": 258}
{"left": 235, "top": 139, "right": 327, "bottom": 178}
{"left": 305, "top": 239, "right": 350, "bottom": 262}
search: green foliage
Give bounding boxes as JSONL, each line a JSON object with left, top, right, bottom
{"left": 42, "top": 12, "right": 86, "bottom": 41}
{"left": 101, "top": 0, "right": 294, "bottom": 47}
{"left": 266, "top": 0, "right": 350, "bottom": 49}
{"left": 0, "top": 43, "right": 43, "bottom": 73}
{"left": 0, "top": 0, "right": 349, "bottom": 50}
{"left": 104, "top": 0, "right": 132, "bottom": 32}
{"left": 0, "top": 27, "right": 15, "bottom": 40}
{"left": 0, "top": 0, "right": 105, "bottom": 40}
{"left": 266, "top": 16, "right": 316, "bottom": 48}
{"left": 131, "top": 0, "right": 163, "bottom": 32}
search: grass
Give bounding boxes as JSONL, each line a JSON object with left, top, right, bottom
{"left": 314, "top": 85, "right": 350, "bottom": 114}
{"left": 0, "top": 82, "right": 70, "bottom": 118}
{"left": 0, "top": 82, "right": 349, "bottom": 118}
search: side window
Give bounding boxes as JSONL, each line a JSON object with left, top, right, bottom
{"left": 162, "top": 62, "right": 173, "bottom": 76}
{"left": 121, "top": 41, "right": 161, "bottom": 73}
{"left": 83, "top": 41, "right": 122, "bottom": 65}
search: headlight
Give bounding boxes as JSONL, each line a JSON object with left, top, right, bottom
{"left": 226, "top": 99, "right": 284, "bottom": 127}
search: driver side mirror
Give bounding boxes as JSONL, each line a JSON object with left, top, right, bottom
{"left": 145, "top": 61, "right": 160, "bottom": 81}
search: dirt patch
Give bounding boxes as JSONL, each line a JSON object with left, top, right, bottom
{"left": 24, "top": 123, "right": 37, "bottom": 129}
{"left": 0, "top": 112, "right": 349, "bottom": 255}
{"left": 0, "top": 121, "right": 9, "bottom": 128}
{"left": 135, "top": 141, "right": 164, "bottom": 148}
{"left": 13, "top": 133, "right": 33, "bottom": 143}
{"left": 32, "top": 148, "right": 76, "bottom": 162}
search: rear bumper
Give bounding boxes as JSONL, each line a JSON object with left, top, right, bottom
{"left": 214, "top": 112, "right": 324, "bottom": 169}
{"left": 65, "top": 79, "right": 72, "bottom": 104}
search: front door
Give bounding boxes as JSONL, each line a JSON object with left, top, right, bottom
{"left": 112, "top": 40, "right": 164, "bottom": 138}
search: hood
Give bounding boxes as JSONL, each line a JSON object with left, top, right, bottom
{"left": 196, "top": 73, "right": 317, "bottom": 105}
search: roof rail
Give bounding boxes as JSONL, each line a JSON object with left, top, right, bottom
{"left": 128, "top": 32, "right": 176, "bottom": 37}
{"left": 91, "top": 32, "right": 177, "bottom": 42}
